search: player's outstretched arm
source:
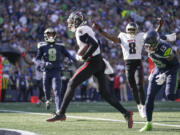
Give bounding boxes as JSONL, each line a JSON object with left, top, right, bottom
{"left": 92, "top": 22, "right": 120, "bottom": 43}
{"left": 155, "top": 18, "right": 177, "bottom": 42}
{"left": 156, "top": 17, "right": 164, "bottom": 33}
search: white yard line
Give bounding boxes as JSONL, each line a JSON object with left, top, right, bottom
{"left": 0, "top": 109, "right": 180, "bottom": 128}
{"left": 0, "top": 128, "right": 39, "bottom": 135}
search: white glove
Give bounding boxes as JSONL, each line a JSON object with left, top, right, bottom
{"left": 166, "top": 33, "right": 176, "bottom": 42}
{"left": 76, "top": 54, "right": 84, "bottom": 62}
{"left": 155, "top": 73, "right": 166, "bottom": 85}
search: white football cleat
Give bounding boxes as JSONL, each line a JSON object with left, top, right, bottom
{"left": 137, "top": 104, "right": 146, "bottom": 118}
{"left": 45, "top": 100, "right": 51, "bottom": 110}
{"left": 140, "top": 105, "right": 146, "bottom": 118}
{"left": 137, "top": 104, "right": 142, "bottom": 116}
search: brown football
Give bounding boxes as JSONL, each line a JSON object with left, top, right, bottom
{"left": 77, "top": 44, "right": 89, "bottom": 56}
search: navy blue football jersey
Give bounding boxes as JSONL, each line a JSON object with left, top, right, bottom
{"left": 36, "top": 41, "right": 74, "bottom": 71}
{"left": 149, "top": 40, "right": 179, "bottom": 70}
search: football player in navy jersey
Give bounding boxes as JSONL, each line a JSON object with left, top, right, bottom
{"left": 140, "top": 30, "right": 179, "bottom": 132}
{"left": 46, "top": 11, "right": 133, "bottom": 129}
{"left": 36, "top": 28, "right": 75, "bottom": 118}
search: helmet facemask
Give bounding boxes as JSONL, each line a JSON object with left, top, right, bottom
{"left": 144, "top": 43, "right": 157, "bottom": 53}
{"left": 67, "top": 17, "right": 76, "bottom": 32}
{"left": 44, "top": 28, "right": 56, "bottom": 43}
{"left": 144, "top": 31, "right": 160, "bottom": 53}
{"left": 126, "top": 22, "right": 138, "bottom": 37}
{"left": 67, "top": 11, "right": 86, "bottom": 32}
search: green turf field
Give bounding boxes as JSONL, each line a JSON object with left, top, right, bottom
{"left": 0, "top": 101, "right": 180, "bottom": 135}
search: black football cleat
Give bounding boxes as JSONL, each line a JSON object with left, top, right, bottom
{"left": 46, "top": 113, "right": 66, "bottom": 122}
{"left": 124, "top": 110, "right": 133, "bottom": 128}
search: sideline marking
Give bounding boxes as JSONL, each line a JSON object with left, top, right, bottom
{"left": 0, "top": 109, "right": 180, "bottom": 128}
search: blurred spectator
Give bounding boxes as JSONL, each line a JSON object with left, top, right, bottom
{"left": 1, "top": 71, "right": 10, "bottom": 102}
{"left": 9, "top": 70, "right": 17, "bottom": 90}
{"left": 26, "top": 76, "right": 34, "bottom": 102}
{"left": 61, "top": 64, "right": 73, "bottom": 100}
{"left": 80, "top": 80, "right": 88, "bottom": 101}
{"left": 16, "top": 73, "right": 28, "bottom": 102}
{"left": 87, "top": 77, "right": 100, "bottom": 101}
{"left": 120, "top": 70, "right": 128, "bottom": 102}
{"left": 113, "top": 73, "right": 121, "bottom": 101}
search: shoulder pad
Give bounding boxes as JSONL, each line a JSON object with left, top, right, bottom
{"left": 118, "top": 32, "right": 125, "bottom": 38}
{"left": 76, "top": 25, "right": 91, "bottom": 36}
{"left": 56, "top": 42, "right": 65, "bottom": 46}
{"left": 37, "top": 42, "right": 47, "bottom": 48}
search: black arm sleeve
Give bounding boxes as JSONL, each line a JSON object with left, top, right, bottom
{"left": 79, "top": 33, "right": 98, "bottom": 60}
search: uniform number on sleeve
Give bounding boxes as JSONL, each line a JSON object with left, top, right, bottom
{"left": 48, "top": 48, "right": 56, "bottom": 61}
{"left": 129, "top": 42, "right": 136, "bottom": 54}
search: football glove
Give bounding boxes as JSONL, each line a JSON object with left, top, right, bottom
{"left": 76, "top": 54, "right": 84, "bottom": 62}
{"left": 165, "top": 33, "right": 176, "bottom": 42}
{"left": 155, "top": 73, "right": 166, "bottom": 85}
{"left": 45, "top": 62, "right": 53, "bottom": 69}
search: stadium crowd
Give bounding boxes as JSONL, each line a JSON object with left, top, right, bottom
{"left": 0, "top": 0, "right": 180, "bottom": 102}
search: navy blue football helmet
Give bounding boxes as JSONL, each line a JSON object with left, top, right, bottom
{"left": 44, "top": 28, "right": 56, "bottom": 43}
{"left": 143, "top": 30, "right": 160, "bottom": 53}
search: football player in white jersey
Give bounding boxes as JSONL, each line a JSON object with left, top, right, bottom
{"left": 47, "top": 11, "right": 133, "bottom": 128}
{"left": 22, "top": 52, "right": 44, "bottom": 106}
{"left": 93, "top": 19, "right": 163, "bottom": 118}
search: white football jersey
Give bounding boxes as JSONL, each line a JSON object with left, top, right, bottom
{"left": 32, "top": 58, "right": 43, "bottom": 80}
{"left": 75, "top": 25, "right": 100, "bottom": 56}
{"left": 118, "top": 32, "right": 145, "bottom": 60}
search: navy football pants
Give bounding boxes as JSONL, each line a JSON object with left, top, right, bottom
{"left": 146, "top": 66, "right": 179, "bottom": 121}
{"left": 43, "top": 71, "right": 62, "bottom": 111}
